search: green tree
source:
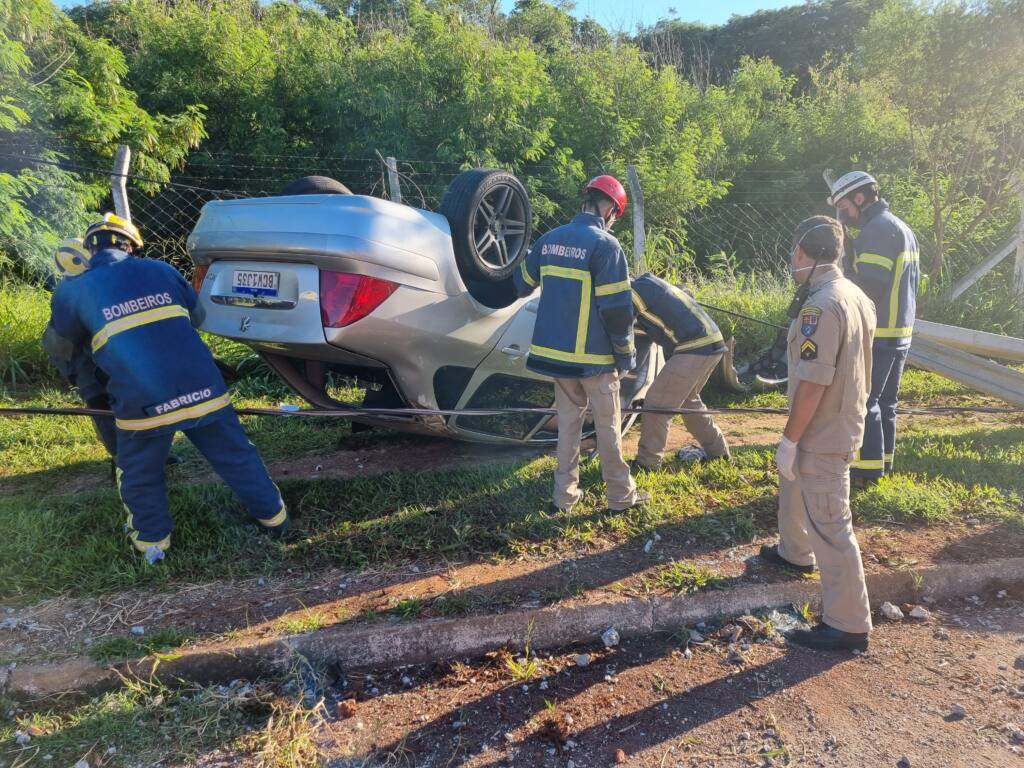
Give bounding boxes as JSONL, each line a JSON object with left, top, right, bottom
{"left": 0, "top": 0, "right": 204, "bottom": 278}
{"left": 853, "top": 0, "right": 1024, "bottom": 278}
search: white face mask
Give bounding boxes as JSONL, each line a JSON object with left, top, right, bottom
{"left": 790, "top": 263, "right": 816, "bottom": 279}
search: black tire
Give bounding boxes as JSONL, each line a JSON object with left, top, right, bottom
{"left": 439, "top": 169, "right": 532, "bottom": 295}
{"left": 280, "top": 175, "right": 353, "bottom": 196}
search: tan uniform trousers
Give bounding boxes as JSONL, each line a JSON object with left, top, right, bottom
{"left": 635, "top": 352, "right": 729, "bottom": 468}
{"left": 553, "top": 372, "right": 638, "bottom": 510}
{"left": 778, "top": 450, "right": 872, "bottom": 634}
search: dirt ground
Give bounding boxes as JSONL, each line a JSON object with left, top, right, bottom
{"left": 2, "top": 512, "right": 1021, "bottom": 671}
{"left": 313, "top": 591, "right": 1024, "bottom": 767}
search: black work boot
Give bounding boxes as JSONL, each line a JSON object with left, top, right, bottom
{"left": 787, "top": 622, "right": 869, "bottom": 652}
{"left": 758, "top": 543, "right": 816, "bottom": 575}
{"left": 629, "top": 459, "right": 659, "bottom": 474}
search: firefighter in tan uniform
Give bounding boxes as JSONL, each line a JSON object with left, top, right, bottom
{"left": 761, "top": 216, "right": 876, "bottom": 652}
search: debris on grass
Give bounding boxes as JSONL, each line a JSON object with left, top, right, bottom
{"left": 1, "top": 669, "right": 325, "bottom": 768}
{"left": 881, "top": 602, "right": 905, "bottom": 621}
{"left": 601, "top": 628, "right": 620, "bottom": 648}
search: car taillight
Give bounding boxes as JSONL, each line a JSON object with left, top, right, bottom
{"left": 191, "top": 264, "right": 210, "bottom": 292}
{"left": 319, "top": 271, "right": 398, "bottom": 328}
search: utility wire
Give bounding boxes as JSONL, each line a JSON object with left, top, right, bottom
{"left": 2, "top": 404, "right": 1021, "bottom": 420}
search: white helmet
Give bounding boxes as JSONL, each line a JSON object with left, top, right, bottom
{"left": 825, "top": 170, "right": 877, "bottom": 207}
{"left": 53, "top": 237, "right": 91, "bottom": 277}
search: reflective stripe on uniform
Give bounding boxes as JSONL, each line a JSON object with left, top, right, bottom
{"left": 91, "top": 305, "right": 191, "bottom": 353}
{"left": 529, "top": 344, "right": 614, "bottom": 365}
{"left": 115, "top": 393, "right": 232, "bottom": 431}
{"left": 258, "top": 504, "right": 288, "bottom": 528}
{"left": 851, "top": 457, "right": 884, "bottom": 470}
{"left": 612, "top": 341, "right": 635, "bottom": 355}
{"left": 130, "top": 534, "right": 171, "bottom": 553}
{"left": 539, "top": 265, "right": 595, "bottom": 361}
{"left": 520, "top": 260, "right": 538, "bottom": 287}
{"left": 595, "top": 279, "right": 630, "bottom": 297}
{"left": 883, "top": 251, "right": 918, "bottom": 339}
{"left": 632, "top": 291, "right": 679, "bottom": 346}
{"left": 634, "top": 287, "right": 722, "bottom": 353}
{"left": 674, "top": 332, "right": 725, "bottom": 353}
{"left": 875, "top": 326, "right": 914, "bottom": 338}
{"left": 855, "top": 252, "right": 895, "bottom": 270}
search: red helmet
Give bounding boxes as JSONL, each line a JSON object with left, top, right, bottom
{"left": 583, "top": 175, "right": 627, "bottom": 217}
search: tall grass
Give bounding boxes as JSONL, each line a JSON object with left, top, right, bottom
{"left": 0, "top": 282, "right": 55, "bottom": 387}
{"left": 691, "top": 270, "right": 790, "bottom": 359}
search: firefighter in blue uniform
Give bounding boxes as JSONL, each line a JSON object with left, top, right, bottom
{"left": 50, "top": 238, "right": 119, "bottom": 462}
{"left": 629, "top": 273, "right": 730, "bottom": 470}
{"left": 44, "top": 214, "right": 288, "bottom": 563}
{"left": 827, "top": 172, "right": 919, "bottom": 483}
{"left": 513, "top": 176, "right": 647, "bottom": 512}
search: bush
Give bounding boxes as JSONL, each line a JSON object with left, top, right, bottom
{"left": 691, "top": 270, "right": 791, "bottom": 360}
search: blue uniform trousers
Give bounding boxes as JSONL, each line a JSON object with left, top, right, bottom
{"left": 116, "top": 409, "right": 286, "bottom": 551}
{"left": 851, "top": 345, "right": 908, "bottom": 479}
{"left": 84, "top": 393, "right": 118, "bottom": 459}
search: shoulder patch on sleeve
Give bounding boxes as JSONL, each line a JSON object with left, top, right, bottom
{"left": 800, "top": 306, "right": 821, "bottom": 337}
{"left": 800, "top": 339, "right": 818, "bottom": 360}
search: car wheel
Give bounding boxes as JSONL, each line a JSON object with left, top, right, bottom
{"left": 440, "top": 169, "right": 532, "bottom": 306}
{"left": 280, "top": 175, "right": 353, "bottom": 195}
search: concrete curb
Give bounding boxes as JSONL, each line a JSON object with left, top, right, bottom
{"left": 8, "top": 556, "right": 1024, "bottom": 702}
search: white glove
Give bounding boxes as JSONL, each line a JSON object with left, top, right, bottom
{"left": 775, "top": 436, "right": 798, "bottom": 482}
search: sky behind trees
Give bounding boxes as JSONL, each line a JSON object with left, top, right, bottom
{"left": 501, "top": 0, "right": 795, "bottom": 29}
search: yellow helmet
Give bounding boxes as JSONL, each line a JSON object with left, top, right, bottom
{"left": 53, "top": 237, "right": 92, "bottom": 277}
{"left": 84, "top": 212, "right": 144, "bottom": 250}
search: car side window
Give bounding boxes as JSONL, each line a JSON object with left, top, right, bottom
{"left": 458, "top": 374, "right": 555, "bottom": 439}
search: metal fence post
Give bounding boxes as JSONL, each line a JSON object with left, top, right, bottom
{"left": 111, "top": 144, "right": 132, "bottom": 222}
{"left": 1015, "top": 177, "right": 1024, "bottom": 316}
{"left": 626, "top": 164, "right": 645, "bottom": 274}
{"left": 1015, "top": 179, "right": 1024, "bottom": 337}
{"left": 386, "top": 156, "right": 402, "bottom": 204}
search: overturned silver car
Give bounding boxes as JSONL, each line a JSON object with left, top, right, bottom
{"left": 188, "top": 171, "right": 663, "bottom": 444}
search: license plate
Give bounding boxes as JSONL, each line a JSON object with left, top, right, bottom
{"left": 232, "top": 270, "right": 280, "bottom": 297}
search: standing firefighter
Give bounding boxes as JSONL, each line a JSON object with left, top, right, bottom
{"left": 762, "top": 216, "right": 876, "bottom": 652}
{"left": 629, "top": 273, "right": 730, "bottom": 470}
{"left": 828, "top": 171, "right": 919, "bottom": 483}
{"left": 513, "top": 175, "right": 647, "bottom": 512}
{"left": 44, "top": 213, "right": 288, "bottom": 563}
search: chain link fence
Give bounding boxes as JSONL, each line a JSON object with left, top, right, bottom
{"left": 4, "top": 149, "right": 1018, "bottom": 289}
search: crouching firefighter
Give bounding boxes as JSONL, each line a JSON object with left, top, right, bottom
{"left": 43, "top": 214, "right": 288, "bottom": 563}
{"left": 49, "top": 238, "right": 118, "bottom": 463}
{"left": 514, "top": 175, "right": 647, "bottom": 512}
{"left": 827, "top": 171, "right": 919, "bottom": 483}
{"left": 762, "top": 216, "right": 876, "bottom": 652}
{"left": 629, "top": 273, "right": 730, "bottom": 470}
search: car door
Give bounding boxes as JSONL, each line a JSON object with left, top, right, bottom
{"left": 449, "top": 297, "right": 557, "bottom": 442}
